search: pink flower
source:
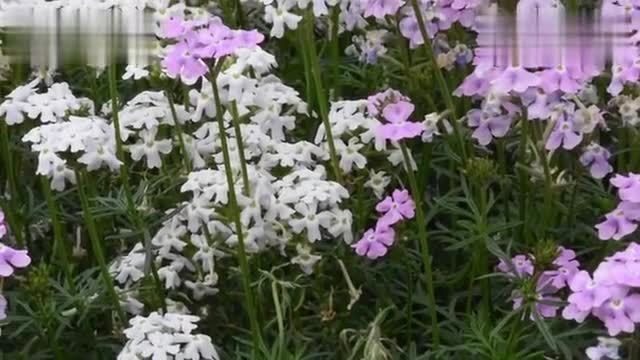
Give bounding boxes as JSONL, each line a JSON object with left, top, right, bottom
{"left": 592, "top": 290, "right": 640, "bottom": 336}
{"left": 159, "top": 16, "right": 264, "bottom": 85}
{"left": 161, "top": 42, "right": 209, "bottom": 85}
{"left": 0, "top": 244, "right": 31, "bottom": 277}
{"left": 565, "top": 271, "right": 614, "bottom": 312}
{"left": 375, "top": 189, "right": 416, "bottom": 227}
{"left": 611, "top": 173, "right": 640, "bottom": 203}
{"left": 362, "top": 0, "right": 404, "bottom": 19}
{"left": 467, "top": 109, "right": 512, "bottom": 146}
{"left": 538, "top": 66, "right": 583, "bottom": 94}
{"left": 491, "top": 66, "right": 540, "bottom": 93}
{"left": 375, "top": 101, "right": 424, "bottom": 141}
{"left": 595, "top": 208, "right": 638, "bottom": 241}
{"left": 580, "top": 144, "right": 613, "bottom": 179}
{"left": 352, "top": 222, "right": 396, "bottom": 259}
{"left": 544, "top": 247, "right": 580, "bottom": 289}
{"left": 497, "top": 255, "right": 534, "bottom": 278}
{"left": 545, "top": 119, "right": 583, "bottom": 151}
{"left": 366, "top": 89, "right": 410, "bottom": 117}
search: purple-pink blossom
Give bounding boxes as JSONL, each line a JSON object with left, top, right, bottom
{"left": 580, "top": 144, "right": 613, "bottom": 179}
{"left": 159, "top": 16, "right": 264, "bottom": 85}
{"left": 366, "top": 89, "right": 410, "bottom": 117}
{"left": 352, "top": 222, "right": 395, "bottom": 259}
{"left": 491, "top": 66, "right": 540, "bottom": 93}
{"left": 362, "top": 0, "right": 404, "bottom": 19}
{"left": 563, "top": 243, "right": 640, "bottom": 336}
{"left": 545, "top": 119, "right": 583, "bottom": 151}
{"left": 0, "top": 244, "right": 31, "bottom": 277}
{"left": 467, "top": 109, "right": 512, "bottom": 146}
{"left": 375, "top": 189, "right": 416, "bottom": 227}
{"left": 354, "top": 188, "right": 416, "bottom": 260}
{"left": 497, "top": 255, "right": 534, "bottom": 278}
{"left": 611, "top": 173, "right": 640, "bottom": 203}
{"left": 595, "top": 208, "right": 638, "bottom": 241}
{"left": 375, "top": 101, "right": 425, "bottom": 141}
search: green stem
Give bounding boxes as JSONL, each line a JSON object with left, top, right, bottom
{"left": 517, "top": 117, "right": 530, "bottom": 245}
{"left": 631, "top": 128, "right": 640, "bottom": 172}
{"left": 41, "top": 177, "right": 72, "bottom": 286}
{"left": 302, "top": 12, "right": 343, "bottom": 183}
{"left": 165, "top": 89, "right": 192, "bottom": 173}
{"left": 208, "top": 64, "right": 263, "bottom": 352}
{"left": 399, "top": 142, "right": 440, "bottom": 349}
{"left": 75, "top": 169, "right": 126, "bottom": 323}
{"left": 234, "top": 0, "right": 246, "bottom": 28}
{"left": 0, "top": 121, "right": 23, "bottom": 247}
{"left": 408, "top": 0, "right": 467, "bottom": 164}
{"left": 297, "top": 28, "right": 314, "bottom": 113}
{"left": 229, "top": 101, "right": 251, "bottom": 196}
{"left": 272, "top": 280, "right": 285, "bottom": 359}
{"left": 329, "top": 6, "right": 341, "bottom": 100}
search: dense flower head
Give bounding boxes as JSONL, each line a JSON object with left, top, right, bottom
{"left": 595, "top": 173, "right": 640, "bottom": 241}
{"left": 159, "top": 16, "right": 264, "bottom": 84}
{"left": 353, "top": 188, "right": 416, "bottom": 259}
{"left": 563, "top": 242, "right": 640, "bottom": 336}
{"left": 497, "top": 247, "right": 580, "bottom": 319}
{"left": 118, "top": 312, "right": 220, "bottom": 360}
{"left": 362, "top": 0, "right": 405, "bottom": 19}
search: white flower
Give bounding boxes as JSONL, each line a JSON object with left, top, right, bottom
{"left": 182, "top": 334, "right": 220, "bottom": 360}
{"left": 0, "top": 78, "right": 40, "bottom": 125}
{"left": 122, "top": 64, "right": 149, "bottom": 80}
{"left": 586, "top": 337, "right": 621, "bottom": 360}
{"left": 327, "top": 208, "right": 353, "bottom": 244}
{"left": 365, "top": 170, "right": 390, "bottom": 199}
{"left": 110, "top": 243, "right": 146, "bottom": 285}
{"left": 50, "top": 157, "right": 76, "bottom": 191}
{"left": 184, "top": 273, "right": 219, "bottom": 300}
{"left": 139, "top": 332, "right": 181, "bottom": 359}
{"left": 263, "top": 1, "right": 302, "bottom": 38}
{"left": 336, "top": 138, "right": 367, "bottom": 173}
{"left": 291, "top": 244, "right": 322, "bottom": 275}
{"left": 289, "top": 202, "right": 332, "bottom": 242}
{"left": 129, "top": 127, "right": 173, "bottom": 168}
{"left": 422, "top": 112, "right": 441, "bottom": 142}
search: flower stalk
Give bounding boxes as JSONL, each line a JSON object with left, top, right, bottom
{"left": 76, "top": 169, "right": 126, "bottom": 323}
{"left": 399, "top": 141, "right": 440, "bottom": 349}
{"left": 208, "top": 62, "right": 263, "bottom": 352}
{"left": 302, "top": 11, "right": 344, "bottom": 183}
{"left": 407, "top": 0, "right": 468, "bottom": 164}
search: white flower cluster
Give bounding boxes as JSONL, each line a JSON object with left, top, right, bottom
{"left": 117, "top": 312, "right": 219, "bottom": 360}
{"left": 108, "top": 43, "right": 352, "bottom": 310}
{"left": 22, "top": 115, "right": 120, "bottom": 191}
{"left": 103, "top": 91, "right": 189, "bottom": 169}
{"left": 260, "top": 0, "right": 366, "bottom": 38}
{"left": 0, "top": 80, "right": 93, "bottom": 125}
